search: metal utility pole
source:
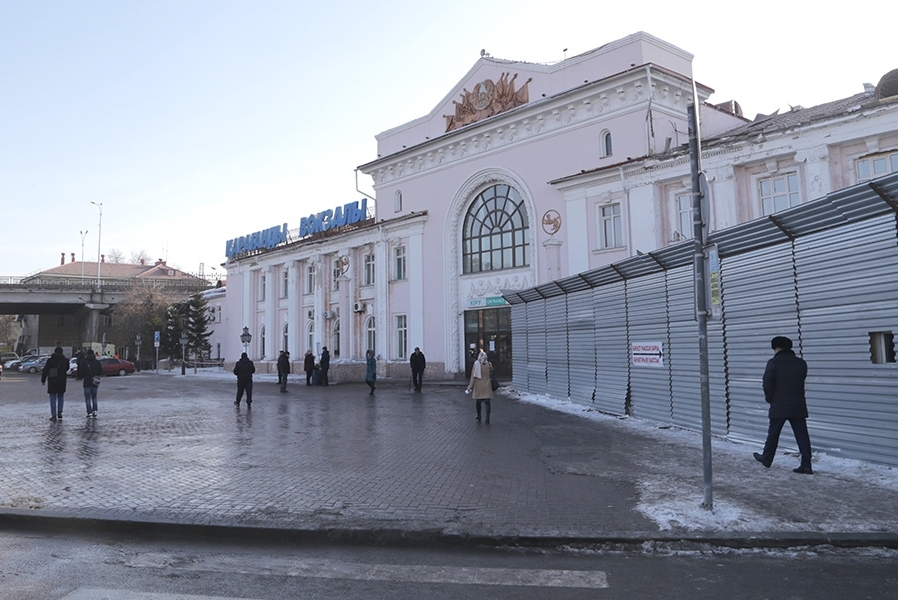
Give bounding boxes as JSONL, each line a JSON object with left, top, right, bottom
{"left": 688, "top": 99, "right": 713, "bottom": 511}
{"left": 90, "top": 201, "right": 103, "bottom": 289}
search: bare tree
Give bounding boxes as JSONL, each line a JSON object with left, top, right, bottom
{"left": 130, "top": 249, "right": 150, "bottom": 264}
{"left": 108, "top": 287, "right": 177, "bottom": 362}
{"left": 107, "top": 248, "right": 125, "bottom": 263}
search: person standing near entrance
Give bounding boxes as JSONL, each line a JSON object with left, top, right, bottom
{"left": 278, "top": 350, "right": 291, "bottom": 393}
{"left": 466, "top": 350, "right": 493, "bottom": 424}
{"left": 754, "top": 336, "right": 813, "bottom": 474}
{"left": 364, "top": 350, "right": 376, "bottom": 395}
{"left": 41, "top": 346, "right": 68, "bottom": 421}
{"left": 77, "top": 349, "right": 102, "bottom": 418}
{"left": 320, "top": 346, "right": 330, "bottom": 386}
{"left": 276, "top": 350, "right": 286, "bottom": 385}
{"left": 410, "top": 347, "right": 426, "bottom": 391}
{"left": 233, "top": 352, "right": 255, "bottom": 407}
{"left": 303, "top": 350, "right": 315, "bottom": 385}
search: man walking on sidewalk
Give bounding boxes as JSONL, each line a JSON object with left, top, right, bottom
{"left": 410, "top": 347, "right": 426, "bottom": 391}
{"left": 754, "top": 336, "right": 813, "bottom": 474}
{"left": 278, "top": 350, "right": 291, "bottom": 393}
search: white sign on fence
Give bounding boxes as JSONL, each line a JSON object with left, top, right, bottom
{"left": 632, "top": 342, "right": 664, "bottom": 367}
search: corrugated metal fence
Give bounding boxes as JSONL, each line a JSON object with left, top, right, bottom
{"left": 504, "top": 174, "right": 898, "bottom": 467}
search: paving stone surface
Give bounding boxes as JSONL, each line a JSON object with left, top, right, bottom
{"left": 0, "top": 369, "right": 895, "bottom": 547}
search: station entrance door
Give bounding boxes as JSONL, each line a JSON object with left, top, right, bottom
{"left": 463, "top": 307, "right": 512, "bottom": 379}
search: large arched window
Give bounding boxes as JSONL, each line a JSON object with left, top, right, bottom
{"left": 461, "top": 184, "right": 530, "bottom": 274}
{"left": 332, "top": 320, "right": 341, "bottom": 358}
{"left": 307, "top": 321, "right": 315, "bottom": 354}
{"left": 259, "top": 325, "right": 266, "bottom": 360}
{"left": 282, "top": 323, "right": 289, "bottom": 353}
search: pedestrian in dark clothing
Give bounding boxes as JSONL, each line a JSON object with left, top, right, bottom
{"left": 364, "top": 350, "right": 376, "bottom": 395}
{"left": 410, "top": 347, "right": 426, "bottom": 391}
{"left": 303, "top": 350, "right": 315, "bottom": 385}
{"left": 233, "top": 352, "right": 255, "bottom": 407}
{"left": 276, "top": 350, "right": 286, "bottom": 385}
{"left": 41, "top": 346, "right": 68, "bottom": 421}
{"left": 77, "top": 349, "right": 102, "bottom": 418}
{"left": 754, "top": 336, "right": 814, "bottom": 474}
{"left": 278, "top": 350, "right": 291, "bottom": 393}
{"left": 320, "top": 346, "right": 330, "bottom": 386}
{"left": 466, "top": 350, "right": 494, "bottom": 424}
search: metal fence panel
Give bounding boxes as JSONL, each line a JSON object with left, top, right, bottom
{"left": 545, "top": 296, "right": 570, "bottom": 399}
{"left": 511, "top": 303, "right": 529, "bottom": 390}
{"left": 525, "top": 301, "right": 548, "bottom": 395}
{"left": 567, "top": 290, "right": 597, "bottom": 403}
{"left": 721, "top": 244, "right": 799, "bottom": 444}
{"left": 593, "top": 282, "right": 629, "bottom": 414}
{"left": 626, "top": 272, "right": 672, "bottom": 423}
{"left": 795, "top": 216, "right": 898, "bottom": 465}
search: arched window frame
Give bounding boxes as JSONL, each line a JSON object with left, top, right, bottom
{"left": 307, "top": 321, "right": 315, "bottom": 355}
{"left": 600, "top": 129, "right": 613, "bottom": 158}
{"left": 259, "top": 325, "right": 266, "bottom": 360}
{"left": 332, "top": 320, "right": 341, "bottom": 358}
{"left": 461, "top": 184, "right": 530, "bottom": 274}
{"left": 365, "top": 316, "right": 376, "bottom": 356}
{"left": 282, "top": 323, "right": 289, "bottom": 353}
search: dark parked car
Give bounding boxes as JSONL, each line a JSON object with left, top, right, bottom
{"left": 98, "top": 357, "right": 135, "bottom": 376}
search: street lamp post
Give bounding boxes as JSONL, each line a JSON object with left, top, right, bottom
{"left": 135, "top": 333, "right": 142, "bottom": 372}
{"left": 89, "top": 201, "right": 102, "bottom": 289}
{"left": 240, "top": 326, "right": 252, "bottom": 357}
{"left": 79, "top": 230, "right": 88, "bottom": 282}
{"left": 180, "top": 332, "right": 188, "bottom": 375}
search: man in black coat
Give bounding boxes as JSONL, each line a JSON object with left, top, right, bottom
{"left": 41, "top": 346, "right": 69, "bottom": 421}
{"left": 277, "top": 350, "right": 291, "bottom": 393}
{"left": 409, "top": 347, "right": 426, "bottom": 391}
{"left": 233, "top": 352, "right": 255, "bottom": 407}
{"left": 754, "top": 336, "right": 813, "bottom": 474}
{"left": 319, "top": 347, "right": 330, "bottom": 386}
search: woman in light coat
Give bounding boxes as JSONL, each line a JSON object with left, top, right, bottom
{"left": 466, "top": 350, "right": 493, "bottom": 424}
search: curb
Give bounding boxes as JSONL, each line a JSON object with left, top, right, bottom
{"left": 2, "top": 510, "right": 897, "bottom": 551}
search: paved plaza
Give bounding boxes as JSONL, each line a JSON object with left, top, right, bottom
{"left": 0, "top": 369, "right": 896, "bottom": 548}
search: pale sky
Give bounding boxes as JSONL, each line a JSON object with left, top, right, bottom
{"left": 1, "top": 1, "right": 893, "bottom": 277}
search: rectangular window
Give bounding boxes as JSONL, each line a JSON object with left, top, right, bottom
{"left": 366, "top": 317, "right": 376, "bottom": 355}
{"left": 282, "top": 268, "right": 289, "bottom": 298}
{"left": 395, "top": 314, "right": 407, "bottom": 359}
{"left": 259, "top": 273, "right": 266, "bottom": 301}
{"left": 598, "top": 203, "right": 622, "bottom": 249}
{"left": 332, "top": 259, "right": 341, "bottom": 291}
{"left": 364, "top": 253, "right": 375, "bottom": 286}
{"left": 56, "top": 315, "right": 66, "bottom": 326}
{"left": 870, "top": 331, "right": 896, "bottom": 364}
{"left": 856, "top": 151, "right": 898, "bottom": 182}
{"left": 306, "top": 265, "right": 314, "bottom": 294}
{"left": 675, "top": 193, "right": 693, "bottom": 241}
{"left": 759, "top": 173, "right": 800, "bottom": 215}
{"left": 393, "top": 245, "right": 407, "bottom": 280}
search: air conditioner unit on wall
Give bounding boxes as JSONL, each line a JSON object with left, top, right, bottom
{"left": 353, "top": 302, "right": 366, "bottom": 313}
{"left": 323, "top": 310, "right": 336, "bottom": 319}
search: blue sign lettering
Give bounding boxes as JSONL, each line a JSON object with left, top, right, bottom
{"left": 299, "top": 198, "right": 367, "bottom": 238}
{"left": 225, "top": 223, "right": 289, "bottom": 259}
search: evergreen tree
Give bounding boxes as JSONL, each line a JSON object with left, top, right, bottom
{"left": 186, "top": 293, "right": 212, "bottom": 365}
{"left": 161, "top": 303, "right": 187, "bottom": 367}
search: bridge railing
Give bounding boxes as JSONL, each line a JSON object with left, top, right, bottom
{"left": 0, "top": 276, "right": 213, "bottom": 292}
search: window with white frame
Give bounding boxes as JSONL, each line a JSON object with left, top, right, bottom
{"left": 332, "top": 259, "right": 341, "bottom": 291}
{"left": 282, "top": 323, "right": 288, "bottom": 353}
{"left": 759, "top": 173, "right": 800, "bottom": 216}
{"left": 598, "top": 203, "right": 623, "bottom": 249}
{"left": 215, "top": 303, "right": 222, "bottom": 323}
{"left": 307, "top": 321, "right": 314, "bottom": 355}
{"left": 600, "top": 130, "right": 612, "bottom": 158}
{"left": 259, "top": 325, "right": 266, "bottom": 359}
{"left": 675, "top": 193, "right": 693, "bottom": 241}
{"left": 332, "top": 320, "right": 340, "bottom": 358}
{"left": 856, "top": 151, "right": 898, "bottom": 182}
{"left": 259, "top": 273, "right": 266, "bottom": 301}
{"left": 365, "top": 316, "right": 376, "bottom": 355}
{"left": 461, "top": 184, "right": 530, "bottom": 274}
{"left": 306, "top": 265, "right": 314, "bottom": 294}
{"left": 364, "top": 253, "right": 375, "bottom": 286}
{"left": 282, "top": 268, "right": 289, "bottom": 298}
{"left": 393, "top": 246, "right": 406, "bottom": 281}
{"left": 395, "top": 314, "right": 407, "bottom": 359}
{"left": 395, "top": 190, "right": 403, "bottom": 212}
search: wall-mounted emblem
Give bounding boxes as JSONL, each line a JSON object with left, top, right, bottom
{"left": 541, "top": 210, "right": 562, "bottom": 236}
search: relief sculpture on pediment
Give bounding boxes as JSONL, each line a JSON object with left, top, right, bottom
{"left": 444, "top": 72, "right": 532, "bottom": 133}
